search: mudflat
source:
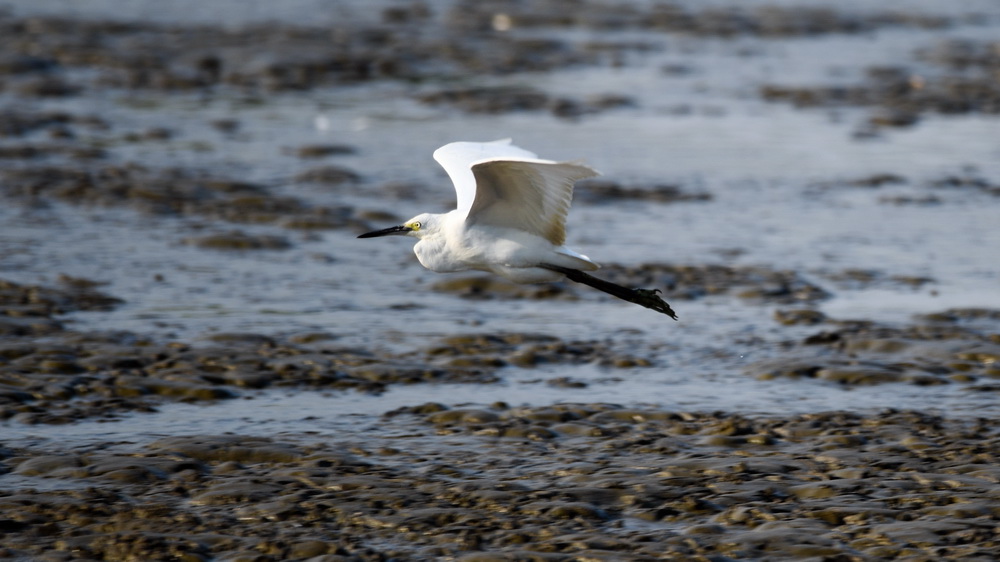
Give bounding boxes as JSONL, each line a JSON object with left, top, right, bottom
{"left": 1, "top": 1, "right": 999, "bottom": 560}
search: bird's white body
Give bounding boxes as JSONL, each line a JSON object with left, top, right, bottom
{"left": 411, "top": 209, "right": 596, "bottom": 283}
{"left": 366, "top": 138, "right": 600, "bottom": 284}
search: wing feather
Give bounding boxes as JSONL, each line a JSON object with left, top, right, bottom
{"left": 433, "top": 139, "right": 539, "bottom": 217}
{"left": 468, "top": 159, "right": 598, "bottom": 246}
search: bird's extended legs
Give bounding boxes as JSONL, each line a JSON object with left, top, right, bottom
{"left": 540, "top": 264, "right": 678, "bottom": 320}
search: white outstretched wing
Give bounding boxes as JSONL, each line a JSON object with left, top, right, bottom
{"left": 469, "top": 158, "right": 597, "bottom": 247}
{"left": 434, "top": 139, "right": 598, "bottom": 246}
{"left": 433, "top": 139, "right": 541, "bottom": 218}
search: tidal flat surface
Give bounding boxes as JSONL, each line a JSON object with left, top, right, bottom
{"left": 1, "top": 0, "right": 999, "bottom": 559}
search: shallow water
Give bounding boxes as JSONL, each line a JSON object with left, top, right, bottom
{"left": 5, "top": 364, "right": 999, "bottom": 452}
{"left": 1, "top": 0, "right": 999, "bottom": 446}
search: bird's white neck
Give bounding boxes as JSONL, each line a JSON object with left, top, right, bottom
{"left": 411, "top": 211, "right": 466, "bottom": 273}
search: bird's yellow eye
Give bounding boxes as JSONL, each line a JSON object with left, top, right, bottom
{"left": 409, "top": 221, "right": 421, "bottom": 231}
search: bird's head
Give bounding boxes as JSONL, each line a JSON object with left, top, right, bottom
{"left": 357, "top": 213, "right": 437, "bottom": 240}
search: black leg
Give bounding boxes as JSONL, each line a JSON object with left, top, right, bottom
{"left": 540, "top": 264, "right": 678, "bottom": 320}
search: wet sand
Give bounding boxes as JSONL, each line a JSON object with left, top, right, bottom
{"left": 5, "top": 405, "right": 1000, "bottom": 560}
{"left": 2, "top": 0, "right": 1000, "bottom": 559}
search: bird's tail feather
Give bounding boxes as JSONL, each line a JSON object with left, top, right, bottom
{"left": 541, "top": 264, "right": 678, "bottom": 320}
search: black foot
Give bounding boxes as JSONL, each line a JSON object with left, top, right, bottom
{"left": 631, "top": 288, "right": 678, "bottom": 320}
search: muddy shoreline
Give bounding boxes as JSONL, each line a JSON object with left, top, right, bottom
{"left": 4, "top": 401, "right": 1000, "bottom": 560}
{"left": 2, "top": 0, "right": 1000, "bottom": 560}
{"left": 2, "top": 257, "right": 998, "bottom": 561}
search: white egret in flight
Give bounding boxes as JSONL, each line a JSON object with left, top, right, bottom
{"left": 358, "top": 139, "right": 677, "bottom": 319}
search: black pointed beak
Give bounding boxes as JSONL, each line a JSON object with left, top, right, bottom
{"left": 357, "top": 225, "right": 412, "bottom": 239}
